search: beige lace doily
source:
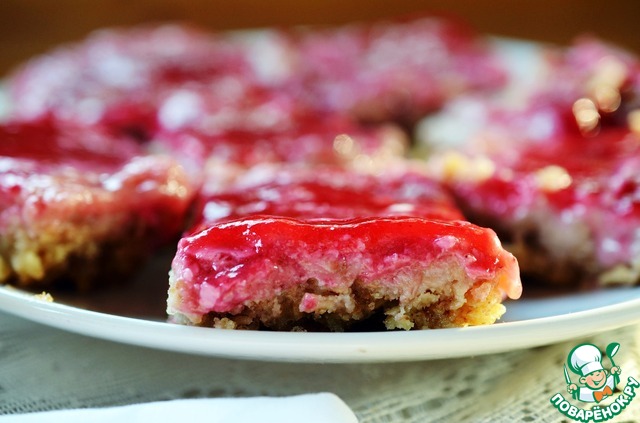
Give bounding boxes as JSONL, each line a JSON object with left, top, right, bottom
{"left": 1, "top": 311, "right": 639, "bottom": 422}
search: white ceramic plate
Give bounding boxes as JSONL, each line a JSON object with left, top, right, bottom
{"left": 1, "top": 270, "right": 639, "bottom": 363}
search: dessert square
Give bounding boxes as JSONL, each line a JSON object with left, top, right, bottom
{"left": 0, "top": 118, "right": 193, "bottom": 289}
{"left": 418, "top": 39, "right": 640, "bottom": 286}
{"left": 168, "top": 216, "right": 520, "bottom": 331}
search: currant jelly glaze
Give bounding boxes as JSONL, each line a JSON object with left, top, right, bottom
{"left": 192, "top": 166, "right": 464, "bottom": 230}
{"left": 0, "top": 118, "right": 192, "bottom": 243}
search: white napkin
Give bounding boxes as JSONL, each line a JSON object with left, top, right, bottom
{"left": 0, "top": 393, "right": 358, "bottom": 423}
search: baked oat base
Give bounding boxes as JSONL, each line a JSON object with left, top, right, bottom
{"left": 0, "top": 215, "right": 167, "bottom": 290}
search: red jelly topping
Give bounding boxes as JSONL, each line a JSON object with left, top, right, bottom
{"left": 0, "top": 118, "right": 140, "bottom": 170}
{"left": 192, "top": 167, "right": 463, "bottom": 230}
{"left": 0, "top": 118, "right": 191, "bottom": 243}
{"left": 171, "top": 216, "right": 521, "bottom": 316}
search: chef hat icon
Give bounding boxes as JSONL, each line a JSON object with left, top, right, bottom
{"left": 568, "top": 343, "right": 604, "bottom": 377}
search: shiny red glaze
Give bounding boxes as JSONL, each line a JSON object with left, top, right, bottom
{"left": 0, "top": 117, "right": 140, "bottom": 170}
{"left": 0, "top": 118, "right": 192, "bottom": 244}
{"left": 192, "top": 167, "right": 463, "bottom": 230}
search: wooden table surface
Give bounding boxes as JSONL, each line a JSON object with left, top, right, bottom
{"left": 0, "top": 0, "right": 637, "bottom": 76}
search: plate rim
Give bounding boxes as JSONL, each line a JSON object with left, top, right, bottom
{"left": 1, "top": 285, "right": 640, "bottom": 363}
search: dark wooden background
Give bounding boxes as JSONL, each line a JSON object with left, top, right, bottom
{"left": 0, "top": 0, "right": 637, "bottom": 75}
